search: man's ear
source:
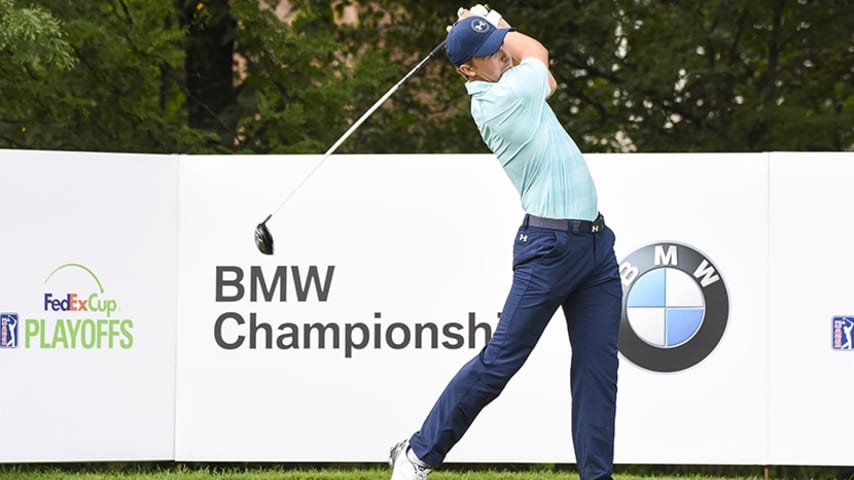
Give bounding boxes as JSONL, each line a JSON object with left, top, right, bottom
{"left": 458, "top": 64, "right": 476, "bottom": 79}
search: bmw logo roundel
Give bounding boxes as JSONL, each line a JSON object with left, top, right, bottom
{"left": 618, "top": 242, "right": 729, "bottom": 372}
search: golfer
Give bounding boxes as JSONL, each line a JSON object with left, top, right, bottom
{"left": 389, "top": 6, "right": 622, "bottom": 480}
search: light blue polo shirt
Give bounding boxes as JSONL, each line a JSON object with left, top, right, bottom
{"left": 465, "top": 57, "right": 597, "bottom": 221}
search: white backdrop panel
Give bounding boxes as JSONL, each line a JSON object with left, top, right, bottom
{"left": 0, "top": 150, "right": 177, "bottom": 461}
{"left": 767, "top": 152, "right": 854, "bottom": 465}
{"left": 592, "top": 153, "right": 769, "bottom": 464}
{"left": 175, "top": 153, "right": 771, "bottom": 464}
{"left": 3, "top": 149, "right": 850, "bottom": 465}
{"left": 175, "top": 154, "right": 527, "bottom": 461}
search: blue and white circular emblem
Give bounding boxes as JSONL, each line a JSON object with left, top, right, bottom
{"left": 626, "top": 268, "right": 704, "bottom": 348}
{"left": 471, "top": 18, "right": 489, "bottom": 33}
{"left": 618, "top": 242, "right": 729, "bottom": 372}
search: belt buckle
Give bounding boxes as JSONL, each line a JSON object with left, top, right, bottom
{"left": 591, "top": 215, "right": 604, "bottom": 233}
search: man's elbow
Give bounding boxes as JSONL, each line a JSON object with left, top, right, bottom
{"left": 533, "top": 41, "right": 550, "bottom": 66}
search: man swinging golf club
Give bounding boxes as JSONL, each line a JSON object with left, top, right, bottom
{"left": 388, "top": 5, "right": 622, "bottom": 480}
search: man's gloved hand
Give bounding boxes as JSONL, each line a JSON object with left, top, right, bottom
{"left": 449, "top": 4, "right": 504, "bottom": 32}
{"left": 466, "top": 4, "right": 502, "bottom": 26}
{"left": 468, "top": 4, "right": 488, "bottom": 17}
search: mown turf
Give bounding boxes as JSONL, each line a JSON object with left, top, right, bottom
{"left": 0, "top": 465, "right": 770, "bottom": 480}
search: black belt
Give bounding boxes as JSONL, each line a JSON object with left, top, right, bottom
{"left": 524, "top": 213, "right": 605, "bottom": 233}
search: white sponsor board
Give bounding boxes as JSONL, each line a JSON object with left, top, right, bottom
{"left": 174, "top": 154, "right": 524, "bottom": 461}
{"left": 1, "top": 149, "right": 852, "bottom": 465}
{"left": 766, "top": 152, "right": 854, "bottom": 465}
{"left": 595, "top": 153, "right": 770, "bottom": 464}
{"left": 174, "top": 153, "right": 771, "bottom": 464}
{"left": 0, "top": 150, "right": 177, "bottom": 461}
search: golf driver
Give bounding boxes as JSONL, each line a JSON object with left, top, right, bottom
{"left": 255, "top": 39, "right": 447, "bottom": 255}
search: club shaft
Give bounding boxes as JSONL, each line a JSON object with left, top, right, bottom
{"left": 270, "top": 40, "right": 446, "bottom": 219}
{"left": 322, "top": 40, "right": 447, "bottom": 159}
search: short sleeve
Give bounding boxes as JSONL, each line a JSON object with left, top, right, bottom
{"left": 499, "top": 57, "right": 551, "bottom": 102}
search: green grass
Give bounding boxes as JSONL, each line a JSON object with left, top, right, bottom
{"left": 0, "top": 470, "right": 756, "bottom": 480}
{"left": 0, "top": 464, "right": 848, "bottom": 480}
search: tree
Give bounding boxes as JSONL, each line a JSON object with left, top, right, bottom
{"left": 341, "top": 0, "right": 853, "bottom": 153}
{"left": 310, "top": 0, "right": 485, "bottom": 154}
{"left": 1, "top": 0, "right": 219, "bottom": 152}
{"left": 2, "top": 0, "right": 850, "bottom": 154}
{"left": 286, "top": 0, "right": 853, "bottom": 154}
{"left": 225, "top": 0, "right": 406, "bottom": 153}
{"left": 0, "top": 0, "right": 75, "bottom": 146}
{"left": 527, "top": 0, "right": 854, "bottom": 152}
{"left": 178, "top": 0, "right": 237, "bottom": 142}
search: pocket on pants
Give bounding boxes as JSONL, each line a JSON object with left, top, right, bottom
{"left": 512, "top": 227, "right": 559, "bottom": 269}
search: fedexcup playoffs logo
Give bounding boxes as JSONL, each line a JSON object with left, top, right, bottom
{"left": 1, "top": 263, "right": 134, "bottom": 350}
{"left": 618, "top": 242, "right": 729, "bottom": 372}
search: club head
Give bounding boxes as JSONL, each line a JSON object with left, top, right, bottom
{"left": 255, "top": 215, "right": 274, "bottom": 255}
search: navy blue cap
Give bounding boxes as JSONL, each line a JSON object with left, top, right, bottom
{"left": 445, "top": 16, "right": 515, "bottom": 67}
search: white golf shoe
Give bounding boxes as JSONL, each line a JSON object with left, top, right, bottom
{"left": 388, "top": 439, "right": 432, "bottom": 480}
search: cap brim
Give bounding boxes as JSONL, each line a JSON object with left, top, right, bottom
{"left": 471, "top": 27, "right": 515, "bottom": 60}
{"left": 449, "top": 26, "right": 516, "bottom": 67}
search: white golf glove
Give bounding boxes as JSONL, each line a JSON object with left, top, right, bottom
{"left": 468, "top": 4, "right": 489, "bottom": 16}
{"left": 461, "top": 4, "right": 503, "bottom": 27}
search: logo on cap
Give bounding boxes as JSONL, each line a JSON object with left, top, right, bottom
{"left": 471, "top": 18, "right": 489, "bottom": 33}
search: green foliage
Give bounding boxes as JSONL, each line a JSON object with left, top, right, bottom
{"left": 535, "top": 0, "right": 854, "bottom": 152}
{"left": 0, "top": 0, "right": 75, "bottom": 70}
{"left": 0, "top": 0, "right": 73, "bottom": 146}
{"left": 313, "top": 0, "right": 483, "bottom": 154}
{"left": 0, "top": 0, "right": 851, "bottom": 153}
{"left": 1, "top": 0, "right": 217, "bottom": 152}
{"left": 227, "top": 0, "right": 395, "bottom": 153}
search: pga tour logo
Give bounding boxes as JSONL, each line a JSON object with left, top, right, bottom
{"left": 618, "top": 242, "right": 729, "bottom": 373}
{"left": 1, "top": 313, "right": 18, "bottom": 348}
{"left": 833, "top": 316, "right": 853, "bottom": 350}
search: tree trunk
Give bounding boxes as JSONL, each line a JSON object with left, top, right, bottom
{"left": 178, "top": 0, "right": 236, "bottom": 141}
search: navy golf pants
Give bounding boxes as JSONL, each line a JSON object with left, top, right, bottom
{"left": 409, "top": 216, "right": 622, "bottom": 480}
